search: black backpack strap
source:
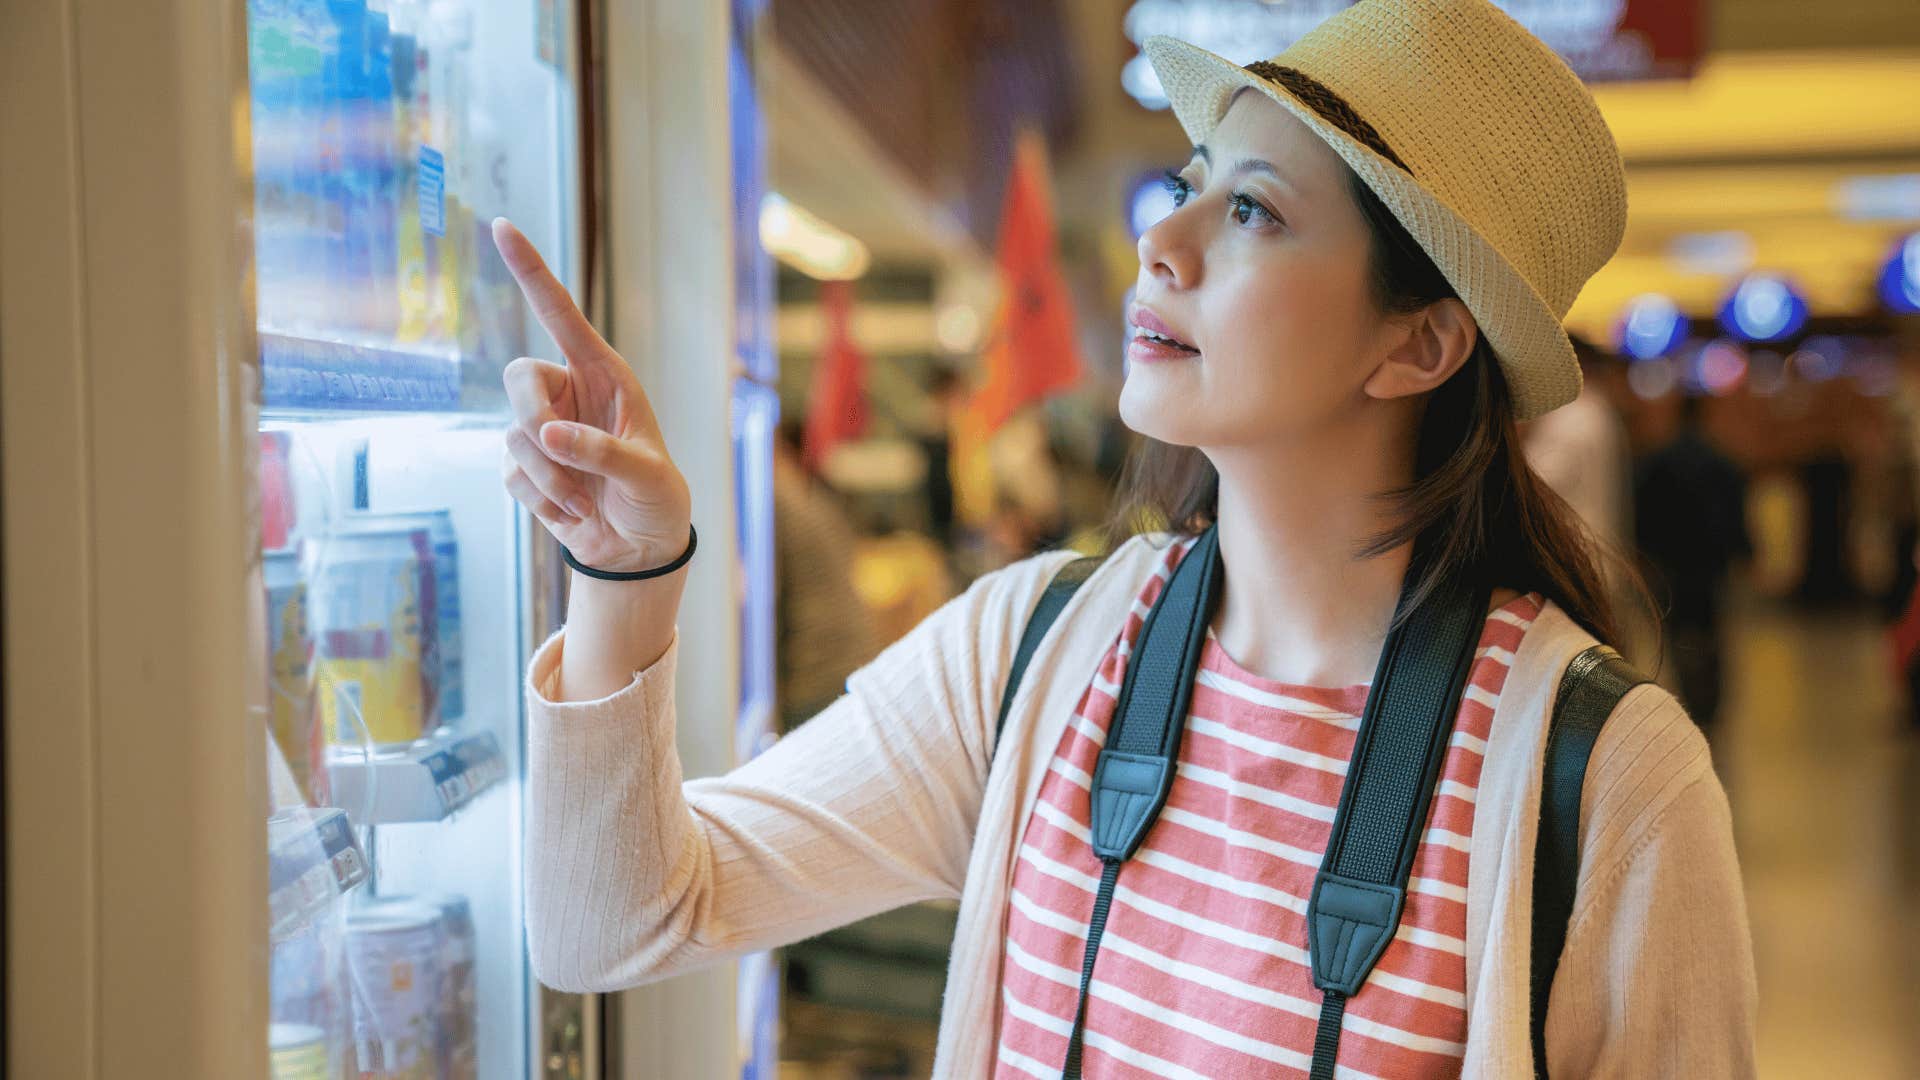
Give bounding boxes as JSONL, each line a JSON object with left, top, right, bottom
{"left": 1062, "top": 527, "right": 1228, "bottom": 1079}
{"left": 1302, "top": 560, "right": 1493, "bottom": 1080}
{"left": 1529, "top": 644, "right": 1651, "bottom": 1079}
{"left": 993, "top": 553, "right": 1105, "bottom": 761}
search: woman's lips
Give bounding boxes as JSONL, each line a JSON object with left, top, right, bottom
{"left": 1129, "top": 305, "right": 1196, "bottom": 350}
{"left": 1127, "top": 335, "right": 1201, "bottom": 363}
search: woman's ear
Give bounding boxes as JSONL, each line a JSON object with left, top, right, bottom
{"left": 1363, "top": 299, "right": 1479, "bottom": 402}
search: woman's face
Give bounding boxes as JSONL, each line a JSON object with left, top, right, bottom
{"left": 1120, "top": 90, "right": 1408, "bottom": 451}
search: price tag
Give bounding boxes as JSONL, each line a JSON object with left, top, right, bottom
{"left": 418, "top": 147, "right": 446, "bottom": 237}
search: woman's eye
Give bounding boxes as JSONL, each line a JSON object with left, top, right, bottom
{"left": 1230, "top": 192, "right": 1275, "bottom": 226}
{"left": 1158, "top": 173, "right": 1276, "bottom": 227}
{"left": 1160, "top": 170, "right": 1191, "bottom": 206}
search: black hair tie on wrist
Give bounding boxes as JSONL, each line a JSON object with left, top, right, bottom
{"left": 562, "top": 523, "right": 697, "bottom": 581}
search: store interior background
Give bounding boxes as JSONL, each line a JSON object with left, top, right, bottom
{"left": 737, "top": 0, "right": 1920, "bottom": 1076}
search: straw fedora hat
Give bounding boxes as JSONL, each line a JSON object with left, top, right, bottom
{"left": 1143, "top": 0, "right": 1628, "bottom": 421}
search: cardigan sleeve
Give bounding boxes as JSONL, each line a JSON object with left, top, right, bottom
{"left": 1541, "top": 690, "right": 1760, "bottom": 1078}
{"left": 521, "top": 548, "right": 1082, "bottom": 993}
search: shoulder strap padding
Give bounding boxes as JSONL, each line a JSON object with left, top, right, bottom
{"left": 993, "top": 553, "right": 1104, "bottom": 759}
{"left": 1529, "top": 643, "right": 1653, "bottom": 1078}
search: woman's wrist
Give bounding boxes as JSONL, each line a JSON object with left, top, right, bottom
{"left": 557, "top": 561, "right": 688, "bottom": 702}
{"left": 563, "top": 523, "right": 697, "bottom": 580}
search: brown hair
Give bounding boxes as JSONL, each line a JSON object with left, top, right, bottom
{"left": 1098, "top": 72, "right": 1656, "bottom": 652}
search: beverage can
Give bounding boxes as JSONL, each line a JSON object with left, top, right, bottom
{"left": 345, "top": 899, "right": 443, "bottom": 1080}
{"left": 345, "top": 509, "right": 461, "bottom": 725}
{"left": 266, "top": 546, "right": 328, "bottom": 805}
{"left": 269, "top": 1022, "right": 330, "bottom": 1080}
{"left": 414, "top": 892, "right": 477, "bottom": 1080}
{"left": 314, "top": 524, "right": 425, "bottom": 747}
{"left": 270, "top": 921, "right": 329, "bottom": 1028}
{"left": 271, "top": 913, "right": 357, "bottom": 1078}
{"left": 261, "top": 430, "right": 296, "bottom": 551}
{"left": 423, "top": 510, "right": 463, "bottom": 722}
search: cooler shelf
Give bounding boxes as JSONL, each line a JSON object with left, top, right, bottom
{"left": 327, "top": 729, "right": 507, "bottom": 824}
{"left": 268, "top": 807, "right": 370, "bottom": 940}
{"left": 260, "top": 330, "right": 464, "bottom": 413}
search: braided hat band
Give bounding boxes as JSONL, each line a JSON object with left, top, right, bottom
{"left": 1241, "top": 62, "right": 1414, "bottom": 176}
{"left": 1145, "top": 0, "right": 1630, "bottom": 420}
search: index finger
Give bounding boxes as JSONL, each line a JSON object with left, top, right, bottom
{"left": 492, "top": 217, "right": 613, "bottom": 365}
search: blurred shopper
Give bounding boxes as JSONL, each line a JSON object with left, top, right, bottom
{"left": 1879, "top": 434, "right": 1917, "bottom": 624}
{"left": 1521, "top": 335, "right": 1652, "bottom": 665}
{"left": 916, "top": 362, "right": 964, "bottom": 549}
{"left": 1522, "top": 335, "right": 1632, "bottom": 554}
{"left": 771, "top": 416, "right": 881, "bottom": 734}
{"left": 1797, "top": 449, "right": 1860, "bottom": 607}
{"left": 848, "top": 519, "right": 960, "bottom": 647}
{"left": 982, "top": 491, "right": 1071, "bottom": 567}
{"left": 1634, "top": 393, "right": 1753, "bottom": 729}
{"left": 987, "top": 407, "right": 1067, "bottom": 548}
{"left": 1881, "top": 337, "right": 1920, "bottom": 726}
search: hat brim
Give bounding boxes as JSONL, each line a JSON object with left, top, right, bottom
{"left": 1143, "top": 35, "right": 1581, "bottom": 421}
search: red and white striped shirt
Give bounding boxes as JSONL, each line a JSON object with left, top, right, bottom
{"left": 995, "top": 534, "right": 1544, "bottom": 1079}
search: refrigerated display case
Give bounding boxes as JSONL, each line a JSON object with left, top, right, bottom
{"left": 247, "top": 0, "right": 587, "bottom": 1075}
{"left": 4, "top": 0, "right": 608, "bottom": 1074}
{"left": 7, "top": 0, "right": 765, "bottom": 1072}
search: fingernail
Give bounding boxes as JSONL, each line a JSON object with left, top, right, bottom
{"left": 565, "top": 496, "right": 592, "bottom": 519}
{"left": 543, "top": 422, "right": 577, "bottom": 457}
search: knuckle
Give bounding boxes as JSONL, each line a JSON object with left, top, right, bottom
{"left": 626, "top": 443, "right": 667, "bottom": 479}
{"left": 504, "top": 357, "right": 560, "bottom": 405}
{"left": 571, "top": 428, "right": 603, "bottom": 461}
{"left": 506, "top": 425, "right": 548, "bottom": 462}
{"left": 512, "top": 472, "right": 552, "bottom": 505}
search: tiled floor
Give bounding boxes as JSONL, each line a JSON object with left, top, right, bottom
{"left": 1709, "top": 583, "right": 1920, "bottom": 1077}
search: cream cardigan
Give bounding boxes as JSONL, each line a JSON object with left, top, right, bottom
{"left": 524, "top": 531, "right": 1758, "bottom": 1078}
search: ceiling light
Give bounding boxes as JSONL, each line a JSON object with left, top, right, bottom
{"left": 759, "top": 193, "right": 870, "bottom": 281}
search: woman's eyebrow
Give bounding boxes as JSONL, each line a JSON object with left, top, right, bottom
{"left": 1189, "top": 144, "right": 1297, "bottom": 194}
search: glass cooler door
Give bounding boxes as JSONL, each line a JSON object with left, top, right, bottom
{"left": 244, "top": 0, "right": 584, "bottom": 1075}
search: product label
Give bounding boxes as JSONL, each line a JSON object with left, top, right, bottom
{"left": 418, "top": 146, "right": 446, "bottom": 237}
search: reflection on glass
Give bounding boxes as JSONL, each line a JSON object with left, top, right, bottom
{"left": 249, "top": 0, "right": 576, "bottom": 1074}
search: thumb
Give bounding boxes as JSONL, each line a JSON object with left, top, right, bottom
{"left": 540, "top": 421, "right": 631, "bottom": 479}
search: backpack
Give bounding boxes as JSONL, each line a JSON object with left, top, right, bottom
{"left": 991, "top": 547, "right": 1649, "bottom": 1080}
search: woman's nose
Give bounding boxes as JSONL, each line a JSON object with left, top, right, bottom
{"left": 1137, "top": 205, "right": 1198, "bottom": 288}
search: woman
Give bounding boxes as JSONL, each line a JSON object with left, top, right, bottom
{"left": 493, "top": 1, "right": 1757, "bottom": 1075}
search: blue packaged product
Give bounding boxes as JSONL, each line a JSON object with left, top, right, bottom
{"left": 322, "top": 0, "right": 365, "bottom": 336}
{"left": 360, "top": 9, "right": 399, "bottom": 339}
{"left": 250, "top": 0, "right": 339, "bottom": 333}
{"left": 428, "top": 512, "right": 464, "bottom": 721}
